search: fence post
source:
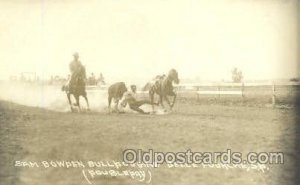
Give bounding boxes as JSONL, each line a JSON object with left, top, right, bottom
{"left": 272, "top": 82, "right": 276, "bottom": 107}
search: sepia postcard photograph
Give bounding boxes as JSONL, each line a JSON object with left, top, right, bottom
{"left": 0, "top": 0, "right": 299, "bottom": 185}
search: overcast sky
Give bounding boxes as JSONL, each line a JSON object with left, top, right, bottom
{"left": 0, "top": 0, "right": 299, "bottom": 84}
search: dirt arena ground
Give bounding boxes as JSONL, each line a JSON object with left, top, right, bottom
{"left": 0, "top": 99, "right": 299, "bottom": 185}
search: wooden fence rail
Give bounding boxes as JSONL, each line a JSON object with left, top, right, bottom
{"left": 173, "top": 82, "right": 300, "bottom": 107}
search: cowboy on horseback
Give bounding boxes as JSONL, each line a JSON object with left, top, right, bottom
{"left": 62, "top": 52, "right": 89, "bottom": 112}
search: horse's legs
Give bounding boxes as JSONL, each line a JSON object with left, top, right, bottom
{"left": 108, "top": 95, "right": 112, "bottom": 113}
{"left": 164, "top": 95, "right": 172, "bottom": 109}
{"left": 164, "top": 95, "right": 176, "bottom": 110}
{"left": 114, "top": 99, "right": 120, "bottom": 113}
{"left": 149, "top": 91, "right": 159, "bottom": 112}
{"left": 75, "top": 96, "right": 81, "bottom": 112}
{"left": 159, "top": 94, "right": 165, "bottom": 109}
{"left": 84, "top": 95, "right": 90, "bottom": 110}
{"left": 149, "top": 91, "right": 154, "bottom": 112}
{"left": 164, "top": 91, "right": 177, "bottom": 110}
{"left": 67, "top": 93, "right": 73, "bottom": 112}
{"left": 171, "top": 94, "right": 177, "bottom": 108}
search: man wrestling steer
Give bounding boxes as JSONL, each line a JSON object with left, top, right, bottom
{"left": 120, "top": 85, "right": 158, "bottom": 114}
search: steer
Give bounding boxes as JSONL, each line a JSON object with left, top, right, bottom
{"left": 108, "top": 82, "right": 127, "bottom": 113}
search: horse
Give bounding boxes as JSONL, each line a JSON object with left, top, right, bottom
{"left": 143, "top": 69, "right": 179, "bottom": 112}
{"left": 61, "top": 68, "right": 90, "bottom": 112}
{"left": 107, "top": 82, "right": 128, "bottom": 113}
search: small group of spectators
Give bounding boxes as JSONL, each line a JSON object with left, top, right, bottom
{"left": 87, "top": 73, "right": 105, "bottom": 86}
{"left": 9, "top": 73, "right": 41, "bottom": 84}
{"left": 49, "top": 75, "right": 67, "bottom": 85}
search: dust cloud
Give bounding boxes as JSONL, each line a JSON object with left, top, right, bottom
{"left": 0, "top": 81, "right": 168, "bottom": 114}
{"left": 0, "top": 82, "right": 108, "bottom": 112}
